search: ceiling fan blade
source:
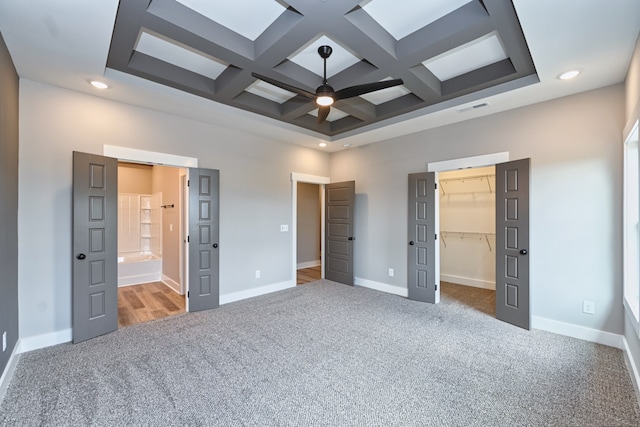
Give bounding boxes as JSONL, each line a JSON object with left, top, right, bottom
{"left": 251, "top": 72, "right": 316, "bottom": 100}
{"left": 318, "top": 105, "right": 331, "bottom": 124}
{"left": 334, "top": 78, "right": 404, "bottom": 100}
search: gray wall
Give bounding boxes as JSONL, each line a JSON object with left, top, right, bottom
{"left": 297, "top": 183, "right": 321, "bottom": 266}
{"left": 624, "top": 34, "right": 640, "bottom": 388}
{"left": 330, "top": 84, "right": 625, "bottom": 335}
{"left": 17, "top": 79, "right": 331, "bottom": 340}
{"left": 0, "top": 32, "right": 19, "bottom": 375}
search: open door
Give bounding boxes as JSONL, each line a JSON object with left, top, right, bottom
{"left": 407, "top": 172, "right": 438, "bottom": 303}
{"left": 495, "top": 158, "right": 530, "bottom": 329}
{"left": 188, "top": 168, "right": 220, "bottom": 311}
{"left": 72, "top": 152, "right": 118, "bottom": 343}
{"left": 325, "top": 181, "right": 355, "bottom": 285}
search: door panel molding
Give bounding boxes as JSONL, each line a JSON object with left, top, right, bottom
{"left": 72, "top": 151, "right": 118, "bottom": 343}
{"left": 496, "top": 158, "right": 530, "bottom": 329}
{"left": 407, "top": 172, "right": 438, "bottom": 303}
{"left": 325, "top": 181, "right": 355, "bottom": 285}
{"left": 188, "top": 168, "right": 220, "bottom": 312}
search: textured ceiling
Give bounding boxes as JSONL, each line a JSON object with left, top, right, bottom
{"left": 106, "top": 0, "right": 537, "bottom": 137}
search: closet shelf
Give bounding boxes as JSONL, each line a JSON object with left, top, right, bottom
{"left": 439, "top": 174, "right": 495, "bottom": 196}
{"left": 440, "top": 231, "right": 495, "bottom": 251}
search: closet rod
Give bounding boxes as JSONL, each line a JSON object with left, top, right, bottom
{"left": 439, "top": 174, "right": 495, "bottom": 195}
{"left": 440, "top": 231, "right": 495, "bottom": 251}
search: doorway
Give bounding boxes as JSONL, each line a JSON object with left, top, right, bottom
{"left": 116, "top": 162, "right": 188, "bottom": 327}
{"left": 296, "top": 182, "right": 322, "bottom": 285}
{"left": 407, "top": 152, "right": 530, "bottom": 329}
{"left": 438, "top": 166, "right": 496, "bottom": 316}
{"left": 291, "top": 173, "right": 330, "bottom": 285}
{"left": 73, "top": 148, "right": 220, "bottom": 343}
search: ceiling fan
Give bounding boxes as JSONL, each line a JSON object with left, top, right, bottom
{"left": 251, "top": 45, "right": 404, "bottom": 125}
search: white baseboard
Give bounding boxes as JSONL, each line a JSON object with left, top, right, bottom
{"left": 297, "top": 260, "right": 321, "bottom": 270}
{"left": 118, "top": 272, "right": 162, "bottom": 287}
{"left": 18, "top": 328, "right": 72, "bottom": 354}
{"left": 0, "top": 342, "right": 21, "bottom": 404}
{"left": 532, "top": 316, "right": 622, "bottom": 349}
{"left": 161, "top": 275, "right": 182, "bottom": 294}
{"left": 220, "top": 280, "right": 296, "bottom": 305}
{"left": 354, "top": 277, "right": 408, "bottom": 298}
{"left": 440, "top": 274, "right": 495, "bottom": 290}
{"left": 622, "top": 336, "right": 640, "bottom": 406}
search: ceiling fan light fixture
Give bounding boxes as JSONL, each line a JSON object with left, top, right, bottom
{"left": 316, "top": 83, "right": 335, "bottom": 106}
{"left": 251, "top": 45, "right": 403, "bottom": 125}
{"left": 316, "top": 96, "right": 334, "bottom": 106}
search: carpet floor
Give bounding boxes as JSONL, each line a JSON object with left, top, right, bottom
{"left": 1, "top": 280, "right": 639, "bottom": 426}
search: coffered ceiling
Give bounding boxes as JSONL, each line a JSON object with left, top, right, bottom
{"left": 106, "top": 0, "right": 537, "bottom": 137}
{"left": 0, "top": 1, "right": 639, "bottom": 151}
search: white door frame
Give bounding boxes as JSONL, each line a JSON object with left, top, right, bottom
{"left": 427, "top": 151, "right": 509, "bottom": 302}
{"left": 291, "top": 173, "right": 331, "bottom": 283}
{"left": 103, "top": 145, "right": 198, "bottom": 311}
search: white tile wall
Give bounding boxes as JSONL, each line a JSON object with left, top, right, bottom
{"left": 118, "top": 193, "right": 162, "bottom": 255}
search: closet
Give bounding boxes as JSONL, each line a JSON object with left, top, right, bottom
{"left": 439, "top": 166, "right": 496, "bottom": 290}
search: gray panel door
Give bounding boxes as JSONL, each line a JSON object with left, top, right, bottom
{"left": 325, "top": 181, "right": 355, "bottom": 285}
{"left": 188, "top": 168, "right": 219, "bottom": 312}
{"left": 407, "top": 172, "right": 437, "bottom": 303}
{"left": 72, "top": 151, "right": 118, "bottom": 343}
{"left": 496, "top": 158, "right": 530, "bottom": 329}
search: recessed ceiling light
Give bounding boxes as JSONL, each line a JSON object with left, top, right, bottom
{"left": 90, "top": 80, "right": 109, "bottom": 89}
{"left": 558, "top": 70, "right": 580, "bottom": 80}
{"left": 319, "top": 142, "right": 327, "bottom": 148}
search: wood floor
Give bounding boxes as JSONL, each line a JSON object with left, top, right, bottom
{"left": 440, "top": 281, "right": 496, "bottom": 316}
{"left": 297, "top": 265, "right": 321, "bottom": 285}
{"left": 117, "top": 278, "right": 491, "bottom": 327}
{"left": 118, "top": 281, "right": 185, "bottom": 328}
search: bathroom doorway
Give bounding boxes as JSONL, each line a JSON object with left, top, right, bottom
{"left": 116, "top": 162, "right": 188, "bottom": 327}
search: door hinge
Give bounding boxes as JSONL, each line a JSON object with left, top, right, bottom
{"left": 187, "top": 291, "right": 190, "bottom": 298}
{"left": 187, "top": 236, "right": 190, "bottom": 242}
{"left": 435, "top": 234, "right": 438, "bottom": 240}
{"left": 187, "top": 180, "right": 190, "bottom": 187}
{"left": 435, "top": 183, "right": 438, "bottom": 190}
{"left": 435, "top": 284, "right": 438, "bottom": 291}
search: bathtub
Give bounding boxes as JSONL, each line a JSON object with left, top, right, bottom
{"left": 118, "top": 253, "right": 162, "bottom": 286}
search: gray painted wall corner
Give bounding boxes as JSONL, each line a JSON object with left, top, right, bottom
{"left": 0, "top": 31, "right": 20, "bottom": 378}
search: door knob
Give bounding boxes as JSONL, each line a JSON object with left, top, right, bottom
{"left": 409, "top": 241, "right": 415, "bottom": 246}
{"left": 76, "top": 253, "right": 86, "bottom": 260}
{"left": 520, "top": 249, "right": 528, "bottom": 255}
{"left": 213, "top": 243, "right": 218, "bottom": 248}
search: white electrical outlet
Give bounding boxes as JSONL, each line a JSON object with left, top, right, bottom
{"left": 583, "top": 300, "right": 595, "bottom": 315}
{"left": 2, "top": 331, "right": 6, "bottom": 352}
{"left": 280, "top": 225, "right": 288, "bottom": 232}
{"left": 388, "top": 268, "right": 394, "bottom": 277}
{"left": 255, "top": 270, "right": 261, "bottom": 279}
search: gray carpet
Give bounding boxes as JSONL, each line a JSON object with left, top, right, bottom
{"left": 1, "top": 280, "right": 639, "bottom": 426}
